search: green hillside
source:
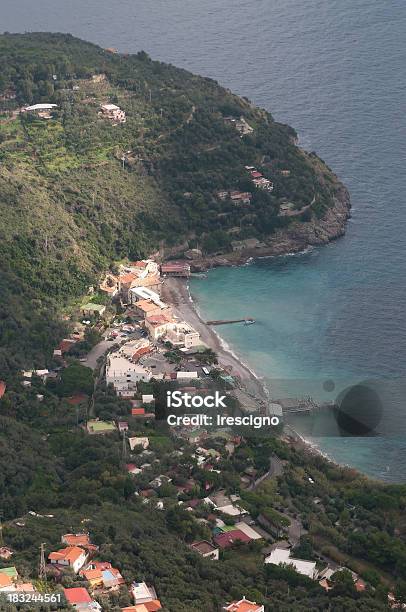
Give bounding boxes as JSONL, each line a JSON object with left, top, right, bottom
{"left": 0, "top": 33, "right": 342, "bottom": 370}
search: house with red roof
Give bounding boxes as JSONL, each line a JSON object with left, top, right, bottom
{"left": 49, "top": 546, "right": 88, "bottom": 573}
{"left": 122, "top": 602, "right": 162, "bottom": 612}
{"left": 0, "top": 381, "right": 6, "bottom": 399}
{"left": 61, "top": 534, "right": 98, "bottom": 554}
{"left": 223, "top": 597, "right": 264, "bottom": 612}
{"left": 131, "top": 407, "right": 146, "bottom": 416}
{"left": 160, "top": 262, "right": 190, "bottom": 278}
{"left": 63, "top": 587, "right": 102, "bottom": 611}
{"left": 80, "top": 561, "right": 125, "bottom": 591}
{"left": 214, "top": 529, "right": 251, "bottom": 549}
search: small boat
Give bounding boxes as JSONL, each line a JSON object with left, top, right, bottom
{"left": 244, "top": 318, "right": 256, "bottom": 325}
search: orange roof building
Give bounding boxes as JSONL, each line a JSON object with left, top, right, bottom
{"left": 0, "top": 573, "right": 13, "bottom": 590}
{"left": 62, "top": 533, "right": 91, "bottom": 547}
{"left": 0, "top": 381, "right": 6, "bottom": 399}
{"left": 223, "top": 598, "right": 265, "bottom": 612}
{"left": 122, "top": 602, "right": 162, "bottom": 612}
{"left": 48, "top": 546, "right": 88, "bottom": 573}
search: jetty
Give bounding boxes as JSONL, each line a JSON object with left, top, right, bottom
{"left": 277, "top": 397, "right": 335, "bottom": 415}
{"left": 206, "top": 317, "right": 255, "bottom": 326}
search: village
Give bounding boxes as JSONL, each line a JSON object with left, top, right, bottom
{"left": 0, "top": 254, "right": 378, "bottom": 611}
{"left": 0, "top": 55, "right": 392, "bottom": 610}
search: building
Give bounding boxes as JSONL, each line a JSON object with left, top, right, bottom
{"left": 128, "top": 436, "right": 150, "bottom": 451}
{"left": 190, "top": 540, "right": 219, "bottom": 560}
{"left": 99, "top": 274, "right": 119, "bottom": 296}
{"left": 0, "top": 381, "right": 6, "bottom": 399}
{"left": 231, "top": 238, "right": 263, "bottom": 252}
{"left": 264, "top": 548, "right": 317, "bottom": 579}
{"left": 229, "top": 191, "right": 252, "bottom": 205}
{"left": 133, "top": 299, "right": 171, "bottom": 320}
{"left": 22, "top": 103, "right": 58, "bottom": 119}
{"left": 143, "top": 314, "right": 171, "bottom": 340}
{"left": 0, "top": 547, "right": 13, "bottom": 560}
{"left": 126, "top": 464, "right": 142, "bottom": 475}
{"left": 63, "top": 587, "right": 102, "bottom": 611}
{"left": 224, "top": 116, "right": 254, "bottom": 136}
{"left": 118, "top": 421, "right": 129, "bottom": 433}
{"left": 205, "top": 491, "right": 247, "bottom": 517}
{"left": 119, "top": 261, "right": 161, "bottom": 300}
{"left": 61, "top": 534, "right": 98, "bottom": 553}
{"left": 166, "top": 322, "right": 200, "bottom": 349}
{"left": 0, "top": 573, "right": 13, "bottom": 592}
{"left": 253, "top": 177, "right": 273, "bottom": 191}
{"left": 214, "top": 529, "right": 251, "bottom": 549}
{"left": 100, "top": 103, "right": 126, "bottom": 123}
{"left": 160, "top": 262, "right": 190, "bottom": 278}
{"left": 49, "top": 546, "right": 88, "bottom": 574}
{"left": 176, "top": 371, "right": 199, "bottom": 381}
{"left": 106, "top": 353, "right": 152, "bottom": 395}
{"left": 223, "top": 597, "right": 264, "bottom": 612}
{"left": 123, "top": 603, "right": 162, "bottom": 612}
{"left": 130, "top": 582, "right": 160, "bottom": 606}
{"left": 119, "top": 338, "right": 153, "bottom": 362}
{"left": 81, "top": 303, "right": 106, "bottom": 317}
{"left": 129, "top": 286, "right": 164, "bottom": 306}
{"left": 80, "top": 561, "right": 125, "bottom": 590}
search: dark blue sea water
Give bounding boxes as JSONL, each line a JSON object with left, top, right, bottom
{"left": 3, "top": 0, "right": 406, "bottom": 480}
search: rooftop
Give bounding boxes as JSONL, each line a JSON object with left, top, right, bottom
{"left": 191, "top": 540, "right": 218, "bottom": 555}
{"left": 64, "top": 587, "right": 92, "bottom": 605}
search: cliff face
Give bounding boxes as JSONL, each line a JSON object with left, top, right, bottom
{"left": 190, "top": 183, "right": 351, "bottom": 269}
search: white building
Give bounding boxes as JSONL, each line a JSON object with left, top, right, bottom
{"left": 264, "top": 548, "right": 317, "bottom": 579}
{"left": 22, "top": 103, "right": 58, "bottom": 119}
{"left": 128, "top": 437, "right": 150, "bottom": 451}
{"left": 48, "top": 546, "right": 88, "bottom": 574}
{"left": 100, "top": 103, "right": 126, "bottom": 123}
{"left": 106, "top": 353, "right": 151, "bottom": 395}
{"left": 130, "top": 581, "right": 157, "bottom": 604}
{"left": 166, "top": 322, "right": 201, "bottom": 349}
{"left": 129, "top": 285, "right": 163, "bottom": 306}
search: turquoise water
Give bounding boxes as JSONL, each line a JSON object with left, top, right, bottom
{"left": 3, "top": 0, "right": 406, "bottom": 479}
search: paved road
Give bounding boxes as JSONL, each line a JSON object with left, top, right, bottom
{"left": 82, "top": 339, "right": 112, "bottom": 370}
{"left": 249, "top": 455, "right": 284, "bottom": 490}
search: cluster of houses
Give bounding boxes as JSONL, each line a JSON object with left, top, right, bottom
{"left": 102, "top": 260, "right": 201, "bottom": 397}
{"left": 245, "top": 166, "right": 274, "bottom": 191}
{"left": 0, "top": 565, "right": 38, "bottom": 597}
{"left": 99, "top": 259, "right": 190, "bottom": 304}
{"left": 47, "top": 532, "right": 162, "bottom": 611}
{"left": 100, "top": 260, "right": 161, "bottom": 301}
{"left": 217, "top": 190, "right": 252, "bottom": 206}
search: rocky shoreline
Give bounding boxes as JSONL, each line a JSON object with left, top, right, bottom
{"left": 188, "top": 183, "right": 351, "bottom": 271}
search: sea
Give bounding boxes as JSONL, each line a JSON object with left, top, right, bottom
{"left": 2, "top": 0, "right": 406, "bottom": 481}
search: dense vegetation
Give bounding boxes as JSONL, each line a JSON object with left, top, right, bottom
{"left": 2, "top": 376, "right": 406, "bottom": 611}
{"left": 1, "top": 33, "right": 390, "bottom": 612}
{"left": 0, "top": 33, "right": 341, "bottom": 372}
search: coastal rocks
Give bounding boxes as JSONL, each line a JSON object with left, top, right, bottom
{"left": 190, "top": 184, "right": 351, "bottom": 270}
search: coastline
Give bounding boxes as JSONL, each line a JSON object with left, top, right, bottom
{"left": 160, "top": 182, "right": 354, "bottom": 471}
{"left": 183, "top": 184, "right": 351, "bottom": 272}
{"left": 161, "top": 276, "right": 268, "bottom": 402}
{"left": 161, "top": 273, "right": 346, "bottom": 473}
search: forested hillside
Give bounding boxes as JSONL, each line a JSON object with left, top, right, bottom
{"left": 0, "top": 33, "right": 343, "bottom": 371}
